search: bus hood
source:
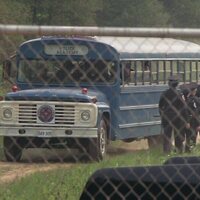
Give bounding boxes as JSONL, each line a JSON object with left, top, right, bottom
{"left": 5, "top": 88, "right": 108, "bottom": 103}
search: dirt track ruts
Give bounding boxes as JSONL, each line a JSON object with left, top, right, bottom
{"left": 0, "top": 139, "right": 148, "bottom": 183}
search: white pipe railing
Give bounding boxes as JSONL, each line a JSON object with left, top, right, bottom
{"left": 1, "top": 24, "right": 200, "bottom": 38}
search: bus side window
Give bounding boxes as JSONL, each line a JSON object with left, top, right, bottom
{"left": 120, "top": 62, "right": 131, "bottom": 85}
{"left": 124, "top": 62, "right": 131, "bottom": 84}
{"left": 134, "top": 61, "right": 152, "bottom": 85}
{"left": 142, "top": 61, "right": 152, "bottom": 83}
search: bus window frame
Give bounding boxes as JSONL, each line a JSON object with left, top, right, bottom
{"left": 17, "top": 58, "right": 119, "bottom": 85}
{"left": 120, "top": 59, "right": 200, "bottom": 86}
{"left": 3, "top": 55, "right": 17, "bottom": 84}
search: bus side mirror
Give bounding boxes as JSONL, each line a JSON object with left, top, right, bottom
{"left": 3, "top": 59, "right": 11, "bottom": 80}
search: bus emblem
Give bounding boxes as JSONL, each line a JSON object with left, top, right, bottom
{"left": 37, "top": 105, "right": 55, "bottom": 123}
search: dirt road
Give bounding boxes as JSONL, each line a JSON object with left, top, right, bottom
{"left": 0, "top": 140, "right": 148, "bottom": 183}
{"left": 1, "top": 134, "right": 199, "bottom": 184}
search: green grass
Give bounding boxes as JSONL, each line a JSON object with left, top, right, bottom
{"left": 0, "top": 143, "right": 200, "bottom": 200}
{"left": 0, "top": 67, "right": 199, "bottom": 199}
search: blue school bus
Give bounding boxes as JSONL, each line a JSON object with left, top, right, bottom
{"left": 2, "top": 36, "right": 200, "bottom": 161}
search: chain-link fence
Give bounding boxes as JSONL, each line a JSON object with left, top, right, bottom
{"left": 80, "top": 160, "right": 200, "bottom": 199}
{"left": 1, "top": 25, "right": 200, "bottom": 199}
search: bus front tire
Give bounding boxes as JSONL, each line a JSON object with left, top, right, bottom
{"left": 3, "top": 137, "right": 22, "bottom": 162}
{"left": 88, "top": 118, "right": 107, "bottom": 161}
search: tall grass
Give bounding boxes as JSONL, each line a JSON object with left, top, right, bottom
{"left": 0, "top": 144, "right": 200, "bottom": 200}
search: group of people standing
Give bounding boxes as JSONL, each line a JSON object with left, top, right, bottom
{"left": 159, "top": 75, "right": 200, "bottom": 154}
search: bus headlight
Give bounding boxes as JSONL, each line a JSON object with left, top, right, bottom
{"left": 3, "top": 108, "right": 12, "bottom": 119}
{"left": 81, "top": 111, "right": 90, "bottom": 121}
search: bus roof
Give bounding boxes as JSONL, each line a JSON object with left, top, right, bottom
{"left": 96, "top": 37, "right": 200, "bottom": 60}
{"left": 18, "top": 36, "right": 118, "bottom": 60}
{"left": 20, "top": 36, "right": 97, "bottom": 46}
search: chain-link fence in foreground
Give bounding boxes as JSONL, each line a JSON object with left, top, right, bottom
{"left": 1, "top": 26, "right": 200, "bottom": 199}
{"left": 80, "top": 158, "right": 200, "bottom": 199}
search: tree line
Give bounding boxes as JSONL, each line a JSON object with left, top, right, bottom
{"left": 1, "top": 0, "right": 200, "bottom": 60}
{"left": 1, "top": 0, "right": 200, "bottom": 27}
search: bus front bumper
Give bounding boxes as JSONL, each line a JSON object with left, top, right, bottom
{"left": 0, "top": 127, "right": 98, "bottom": 138}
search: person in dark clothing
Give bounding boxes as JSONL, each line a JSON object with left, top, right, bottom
{"left": 185, "top": 83, "right": 200, "bottom": 152}
{"left": 159, "top": 75, "right": 190, "bottom": 154}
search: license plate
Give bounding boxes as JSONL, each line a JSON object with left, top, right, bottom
{"left": 38, "top": 130, "right": 52, "bottom": 137}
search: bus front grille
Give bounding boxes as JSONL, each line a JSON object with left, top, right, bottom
{"left": 18, "top": 104, "right": 76, "bottom": 126}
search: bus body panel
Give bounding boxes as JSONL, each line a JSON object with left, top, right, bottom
{"left": 3, "top": 36, "right": 200, "bottom": 161}
{"left": 96, "top": 37, "right": 200, "bottom": 141}
{"left": 116, "top": 85, "right": 169, "bottom": 140}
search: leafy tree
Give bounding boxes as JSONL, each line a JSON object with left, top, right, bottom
{"left": 160, "top": 0, "right": 200, "bottom": 28}
{"left": 96, "top": 0, "right": 169, "bottom": 27}
{"left": 0, "top": 0, "right": 30, "bottom": 61}
{"left": 17, "top": 0, "right": 100, "bottom": 26}
{"left": 0, "top": 0, "right": 30, "bottom": 24}
{"left": 0, "top": 0, "right": 101, "bottom": 62}
{"left": 59, "top": 0, "right": 101, "bottom": 26}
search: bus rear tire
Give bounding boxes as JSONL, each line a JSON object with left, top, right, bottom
{"left": 88, "top": 118, "right": 107, "bottom": 161}
{"left": 3, "top": 137, "right": 22, "bottom": 162}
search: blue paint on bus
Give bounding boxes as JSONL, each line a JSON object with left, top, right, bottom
{"left": 2, "top": 36, "right": 200, "bottom": 161}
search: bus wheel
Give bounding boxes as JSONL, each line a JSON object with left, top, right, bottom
{"left": 147, "top": 135, "right": 162, "bottom": 149}
{"left": 88, "top": 118, "right": 107, "bottom": 161}
{"left": 3, "top": 137, "right": 22, "bottom": 162}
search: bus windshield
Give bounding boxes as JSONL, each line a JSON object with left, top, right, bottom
{"left": 18, "top": 59, "right": 117, "bottom": 85}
